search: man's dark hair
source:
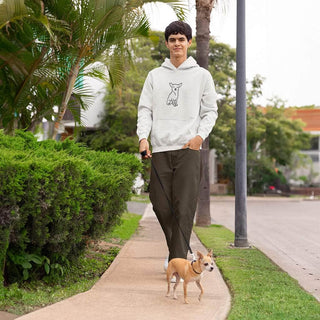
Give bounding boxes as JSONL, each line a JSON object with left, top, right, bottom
{"left": 164, "top": 21, "right": 192, "bottom": 41}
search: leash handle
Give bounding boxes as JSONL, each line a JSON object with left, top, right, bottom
{"left": 140, "top": 150, "right": 147, "bottom": 157}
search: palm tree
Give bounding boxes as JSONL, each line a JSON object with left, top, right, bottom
{"left": 0, "top": 0, "right": 185, "bottom": 137}
{"left": 0, "top": 0, "right": 65, "bottom": 134}
{"left": 47, "top": 0, "right": 185, "bottom": 140}
{"left": 195, "top": 0, "right": 217, "bottom": 226}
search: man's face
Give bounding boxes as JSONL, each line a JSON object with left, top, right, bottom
{"left": 165, "top": 33, "right": 192, "bottom": 60}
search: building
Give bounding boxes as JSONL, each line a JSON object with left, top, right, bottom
{"left": 208, "top": 107, "right": 320, "bottom": 194}
{"left": 286, "top": 108, "right": 320, "bottom": 186}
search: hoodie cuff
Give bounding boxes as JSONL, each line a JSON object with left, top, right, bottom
{"left": 138, "top": 136, "right": 148, "bottom": 143}
{"left": 197, "top": 131, "right": 207, "bottom": 141}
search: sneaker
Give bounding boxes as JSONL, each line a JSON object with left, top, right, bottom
{"left": 163, "top": 257, "right": 169, "bottom": 272}
{"left": 170, "top": 277, "right": 184, "bottom": 283}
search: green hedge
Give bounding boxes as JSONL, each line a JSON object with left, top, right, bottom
{"left": 0, "top": 130, "right": 141, "bottom": 284}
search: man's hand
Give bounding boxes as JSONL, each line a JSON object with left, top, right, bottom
{"left": 182, "top": 135, "right": 203, "bottom": 151}
{"left": 139, "top": 139, "right": 152, "bottom": 159}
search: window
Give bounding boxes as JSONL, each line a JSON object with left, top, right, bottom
{"left": 310, "top": 154, "right": 319, "bottom": 163}
{"left": 310, "top": 137, "right": 319, "bottom": 150}
{"left": 302, "top": 136, "right": 319, "bottom": 151}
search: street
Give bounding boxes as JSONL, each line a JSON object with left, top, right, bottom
{"left": 210, "top": 196, "right": 320, "bottom": 302}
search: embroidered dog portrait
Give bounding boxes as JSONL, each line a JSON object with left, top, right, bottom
{"left": 166, "top": 82, "right": 182, "bottom": 107}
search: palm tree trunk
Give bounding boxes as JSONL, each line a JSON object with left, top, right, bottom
{"left": 195, "top": 0, "right": 215, "bottom": 226}
{"left": 52, "top": 58, "right": 81, "bottom": 140}
{"left": 195, "top": 0, "right": 213, "bottom": 69}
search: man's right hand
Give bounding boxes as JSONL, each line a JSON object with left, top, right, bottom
{"left": 139, "top": 139, "right": 152, "bottom": 159}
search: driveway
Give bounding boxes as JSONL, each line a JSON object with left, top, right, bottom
{"left": 209, "top": 196, "right": 320, "bottom": 302}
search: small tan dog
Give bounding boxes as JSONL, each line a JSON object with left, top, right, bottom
{"left": 166, "top": 250, "right": 214, "bottom": 304}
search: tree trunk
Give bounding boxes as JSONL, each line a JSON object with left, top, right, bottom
{"left": 196, "top": 137, "right": 211, "bottom": 226}
{"left": 195, "top": 0, "right": 213, "bottom": 69}
{"left": 0, "top": 226, "right": 10, "bottom": 286}
{"left": 195, "top": 0, "right": 215, "bottom": 226}
{"left": 52, "top": 58, "right": 81, "bottom": 140}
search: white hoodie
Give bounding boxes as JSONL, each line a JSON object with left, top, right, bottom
{"left": 137, "top": 57, "right": 218, "bottom": 153}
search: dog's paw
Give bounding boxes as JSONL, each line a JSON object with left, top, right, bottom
{"left": 184, "top": 299, "right": 189, "bottom": 304}
{"left": 173, "top": 295, "right": 178, "bottom": 300}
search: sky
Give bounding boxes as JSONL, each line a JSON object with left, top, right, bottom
{"left": 143, "top": 0, "right": 320, "bottom": 107}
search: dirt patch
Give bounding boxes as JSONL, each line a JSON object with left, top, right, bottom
{"left": 87, "top": 240, "right": 122, "bottom": 252}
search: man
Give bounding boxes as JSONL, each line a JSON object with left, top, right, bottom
{"left": 137, "top": 21, "right": 218, "bottom": 264}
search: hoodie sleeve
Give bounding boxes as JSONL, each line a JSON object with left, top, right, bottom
{"left": 197, "top": 72, "right": 218, "bottom": 140}
{"left": 137, "top": 72, "right": 153, "bottom": 141}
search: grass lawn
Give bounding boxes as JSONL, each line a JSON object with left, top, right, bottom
{"left": 129, "top": 193, "right": 150, "bottom": 203}
{"left": 194, "top": 224, "right": 320, "bottom": 320}
{"left": 0, "top": 212, "right": 141, "bottom": 316}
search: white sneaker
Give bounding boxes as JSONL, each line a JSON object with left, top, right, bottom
{"left": 170, "top": 277, "right": 184, "bottom": 283}
{"left": 164, "top": 257, "right": 169, "bottom": 271}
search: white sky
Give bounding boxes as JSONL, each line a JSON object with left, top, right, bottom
{"left": 144, "top": 0, "right": 320, "bottom": 107}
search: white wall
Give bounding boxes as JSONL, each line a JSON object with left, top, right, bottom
{"left": 81, "top": 76, "right": 106, "bottom": 128}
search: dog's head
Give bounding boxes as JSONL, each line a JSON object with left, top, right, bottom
{"left": 197, "top": 250, "right": 214, "bottom": 272}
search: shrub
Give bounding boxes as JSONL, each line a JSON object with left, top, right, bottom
{"left": 0, "top": 130, "right": 141, "bottom": 284}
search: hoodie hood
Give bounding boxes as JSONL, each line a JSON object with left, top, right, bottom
{"left": 161, "top": 56, "right": 199, "bottom": 70}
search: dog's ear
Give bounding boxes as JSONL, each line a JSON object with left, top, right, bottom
{"left": 197, "top": 251, "right": 204, "bottom": 260}
{"left": 207, "top": 250, "right": 213, "bottom": 257}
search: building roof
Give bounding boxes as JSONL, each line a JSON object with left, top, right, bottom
{"left": 289, "top": 109, "right": 320, "bottom": 132}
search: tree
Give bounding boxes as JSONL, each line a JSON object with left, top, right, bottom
{"left": 79, "top": 32, "right": 162, "bottom": 153}
{"left": 48, "top": 0, "right": 186, "bottom": 140}
{"left": 0, "top": 0, "right": 184, "bottom": 137}
{"left": 47, "top": 0, "right": 150, "bottom": 139}
{"left": 195, "top": 0, "right": 217, "bottom": 226}
{"left": 212, "top": 76, "right": 311, "bottom": 194}
{"left": 0, "top": 0, "right": 67, "bottom": 134}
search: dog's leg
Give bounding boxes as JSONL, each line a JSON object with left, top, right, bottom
{"left": 166, "top": 272, "right": 172, "bottom": 297}
{"left": 195, "top": 280, "right": 204, "bottom": 302}
{"left": 172, "top": 273, "right": 180, "bottom": 300}
{"left": 183, "top": 281, "right": 189, "bottom": 304}
{"left": 166, "top": 281, "right": 171, "bottom": 297}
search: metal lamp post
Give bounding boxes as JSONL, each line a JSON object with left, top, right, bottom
{"left": 235, "top": 0, "right": 249, "bottom": 247}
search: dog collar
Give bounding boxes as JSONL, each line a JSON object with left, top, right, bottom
{"left": 191, "top": 261, "right": 201, "bottom": 275}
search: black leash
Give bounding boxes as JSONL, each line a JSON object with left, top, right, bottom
{"left": 141, "top": 151, "right": 195, "bottom": 260}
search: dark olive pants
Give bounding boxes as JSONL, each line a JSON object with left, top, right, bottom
{"left": 149, "top": 149, "right": 201, "bottom": 261}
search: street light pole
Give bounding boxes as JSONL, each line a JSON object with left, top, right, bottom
{"left": 235, "top": 0, "right": 248, "bottom": 247}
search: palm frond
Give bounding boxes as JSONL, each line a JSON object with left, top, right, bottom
{"left": 0, "top": 0, "right": 27, "bottom": 28}
{"left": 142, "top": 0, "right": 187, "bottom": 21}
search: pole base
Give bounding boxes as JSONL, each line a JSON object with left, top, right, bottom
{"left": 234, "top": 238, "right": 249, "bottom": 248}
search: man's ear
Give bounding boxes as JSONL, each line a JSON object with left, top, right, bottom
{"left": 187, "top": 39, "right": 192, "bottom": 47}
{"left": 165, "top": 41, "right": 169, "bottom": 49}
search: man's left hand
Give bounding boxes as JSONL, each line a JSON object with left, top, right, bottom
{"left": 182, "top": 135, "right": 203, "bottom": 151}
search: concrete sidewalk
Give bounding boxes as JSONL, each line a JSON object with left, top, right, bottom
{"left": 14, "top": 204, "right": 231, "bottom": 320}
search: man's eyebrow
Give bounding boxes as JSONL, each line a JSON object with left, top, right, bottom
{"left": 168, "top": 37, "right": 186, "bottom": 41}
